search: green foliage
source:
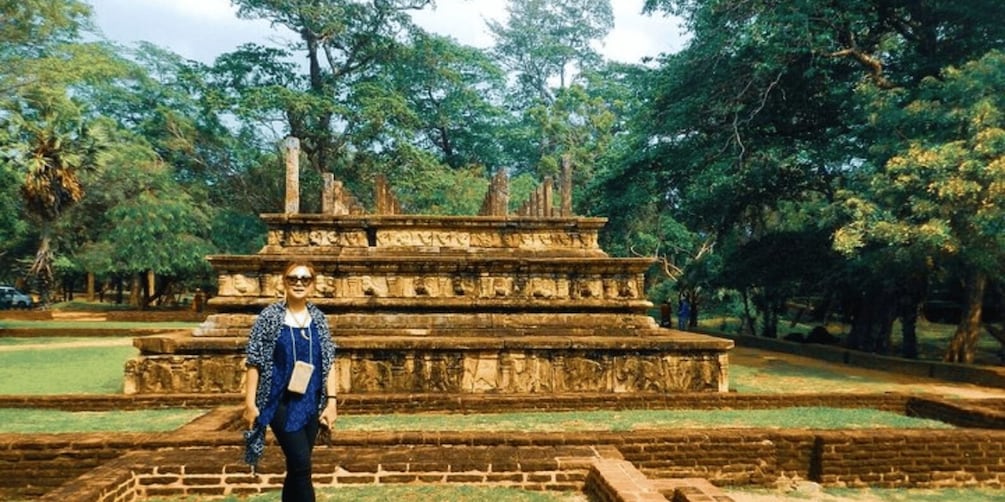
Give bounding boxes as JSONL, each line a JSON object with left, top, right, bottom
{"left": 489, "top": 0, "right": 613, "bottom": 105}
{"left": 396, "top": 164, "right": 490, "bottom": 215}
{"left": 391, "top": 31, "right": 509, "bottom": 169}
{"left": 64, "top": 129, "right": 214, "bottom": 280}
{"left": 836, "top": 51, "right": 1005, "bottom": 275}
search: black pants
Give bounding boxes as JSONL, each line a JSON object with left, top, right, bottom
{"left": 270, "top": 401, "right": 319, "bottom": 502}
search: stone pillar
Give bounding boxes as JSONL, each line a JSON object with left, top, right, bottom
{"left": 375, "top": 174, "right": 401, "bottom": 215}
{"left": 283, "top": 136, "right": 300, "bottom": 214}
{"left": 542, "top": 177, "right": 554, "bottom": 217}
{"left": 479, "top": 170, "right": 510, "bottom": 216}
{"left": 322, "top": 172, "right": 335, "bottom": 214}
{"left": 561, "top": 155, "right": 573, "bottom": 217}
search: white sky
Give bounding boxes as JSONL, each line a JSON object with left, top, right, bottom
{"left": 88, "top": 0, "right": 687, "bottom": 66}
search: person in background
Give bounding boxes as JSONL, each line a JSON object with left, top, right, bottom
{"left": 677, "top": 297, "right": 691, "bottom": 331}
{"left": 243, "top": 261, "right": 337, "bottom": 501}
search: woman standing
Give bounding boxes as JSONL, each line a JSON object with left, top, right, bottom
{"left": 244, "top": 261, "right": 337, "bottom": 501}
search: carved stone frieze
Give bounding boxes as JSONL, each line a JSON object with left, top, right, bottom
{"left": 124, "top": 348, "right": 727, "bottom": 395}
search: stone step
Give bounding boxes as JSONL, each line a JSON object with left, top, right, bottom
{"left": 50, "top": 312, "right": 107, "bottom": 322}
{"left": 193, "top": 312, "right": 661, "bottom": 336}
{"left": 136, "top": 331, "right": 733, "bottom": 354}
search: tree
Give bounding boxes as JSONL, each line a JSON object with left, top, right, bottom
{"left": 0, "top": 0, "right": 123, "bottom": 303}
{"left": 633, "top": 0, "right": 1005, "bottom": 355}
{"left": 389, "top": 31, "right": 509, "bottom": 169}
{"left": 229, "top": 0, "right": 432, "bottom": 189}
{"left": 488, "top": 0, "right": 613, "bottom": 105}
{"left": 835, "top": 51, "right": 1005, "bottom": 362}
{"left": 67, "top": 130, "right": 214, "bottom": 308}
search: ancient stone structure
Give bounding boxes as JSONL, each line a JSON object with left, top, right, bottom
{"left": 126, "top": 139, "right": 732, "bottom": 394}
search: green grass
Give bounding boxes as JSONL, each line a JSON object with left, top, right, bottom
{"left": 0, "top": 320, "right": 198, "bottom": 329}
{"left": 729, "top": 485, "right": 1005, "bottom": 501}
{"left": 145, "top": 484, "right": 1005, "bottom": 502}
{"left": 334, "top": 407, "right": 951, "bottom": 432}
{"left": 0, "top": 338, "right": 137, "bottom": 394}
{"left": 0, "top": 336, "right": 116, "bottom": 346}
{"left": 49, "top": 300, "right": 135, "bottom": 311}
{"left": 0, "top": 408, "right": 206, "bottom": 433}
{"left": 149, "top": 485, "right": 586, "bottom": 502}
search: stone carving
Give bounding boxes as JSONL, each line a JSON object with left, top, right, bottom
{"left": 314, "top": 275, "right": 337, "bottom": 298}
{"left": 576, "top": 278, "right": 602, "bottom": 299}
{"left": 219, "top": 274, "right": 260, "bottom": 297}
{"left": 381, "top": 230, "right": 470, "bottom": 248}
{"left": 288, "top": 229, "right": 310, "bottom": 246}
{"left": 361, "top": 276, "right": 388, "bottom": 297}
{"left": 529, "top": 277, "right": 558, "bottom": 299}
{"left": 564, "top": 356, "right": 607, "bottom": 391}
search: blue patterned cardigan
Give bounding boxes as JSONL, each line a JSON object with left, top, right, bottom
{"left": 243, "top": 301, "right": 336, "bottom": 468}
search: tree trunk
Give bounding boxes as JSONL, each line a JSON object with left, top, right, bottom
{"left": 28, "top": 232, "right": 54, "bottom": 307}
{"left": 130, "top": 273, "right": 142, "bottom": 308}
{"left": 900, "top": 307, "right": 919, "bottom": 359}
{"left": 944, "top": 269, "right": 987, "bottom": 363}
{"left": 846, "top": 286, "right": 898, "bottom": 354}
{"left": 740, "top": 289, "right": 757, "bottom": 335}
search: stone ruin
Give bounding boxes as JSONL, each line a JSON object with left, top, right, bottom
{"left": 125, "top": 138, "right": 732, "bottom": 394}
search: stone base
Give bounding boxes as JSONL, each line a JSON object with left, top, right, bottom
{"left": 126, "top": 333, "right": 731, "bottom": 395}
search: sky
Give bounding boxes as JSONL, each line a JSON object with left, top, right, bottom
{"left": 87, "top": 0, "right": 688, "bottom": 66}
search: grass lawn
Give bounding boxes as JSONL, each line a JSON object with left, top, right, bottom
{"left": 144, "top": 484, "right": 1005, "bottom": 502}
{"left": 729, "top": 485, "right": 1005, "bottom": 501}
{"left": 0, "top": 337, "right": 136, "bottom": 394}
{"left": 149, "top": 485, "right": 587, "bottom": 502}
{"left": 0, "top": 320, "right": 199, "bottom": 329}
{"left": 0, "top": 408, "right": 206, "bottom": 433}
{"left": 335, "top": 407, "right": 951, "bottom": 432}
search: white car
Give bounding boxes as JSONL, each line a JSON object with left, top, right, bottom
{"left": 0, "top": 286, "right": 32, "bottom": 309}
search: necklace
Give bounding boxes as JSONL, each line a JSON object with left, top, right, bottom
{"left": 290, "top": 309, "right": 311, "bottom": 340}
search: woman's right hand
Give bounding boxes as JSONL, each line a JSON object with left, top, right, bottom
{"left": 244, "top": 404, "right": 260, "bottom": 429}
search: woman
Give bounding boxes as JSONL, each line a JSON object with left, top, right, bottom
{"left": 243, "top": 261, "right": 337, "bottom": 501}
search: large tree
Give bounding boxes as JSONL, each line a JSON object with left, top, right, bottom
{"left": 228, "top": 0, "right": 432, "bottom": 190}
{"left": 835, "top": 51, "right": 1005, "bottom": 362}
{"left": 0, "top": 0, "right": 122, "bottom": 303}
{"left": 630, "top": 0, "right": 1005, "bottom": 354}
{"left": 488, "top": 0, "right": 613, "bottom": 105}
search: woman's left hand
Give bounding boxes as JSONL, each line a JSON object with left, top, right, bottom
{"left": 320, "top": 399, "right": 338, "bottom": 428}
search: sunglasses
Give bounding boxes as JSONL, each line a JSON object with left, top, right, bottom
{"left": 285, "top": 274, "right": 314, "bottom": 286}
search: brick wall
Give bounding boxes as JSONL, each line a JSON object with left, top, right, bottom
{"left": 5, "top": 393, "right": 1005, "bottom": 499}
{"left": 0, "top": 310, "right": 52, "bottom": 320}
{"left": 11, "top": 425, "right": 1005, "bottom": 500}
{"left": 105, "top": 311, "right": 210, "bottom": 323}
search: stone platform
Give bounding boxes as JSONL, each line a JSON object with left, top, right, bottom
{"left": 127, "top": 312, "right": 731, "bottom": 394}
{"left": 125, "top": 167, "right": 732, "bottom": 394}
